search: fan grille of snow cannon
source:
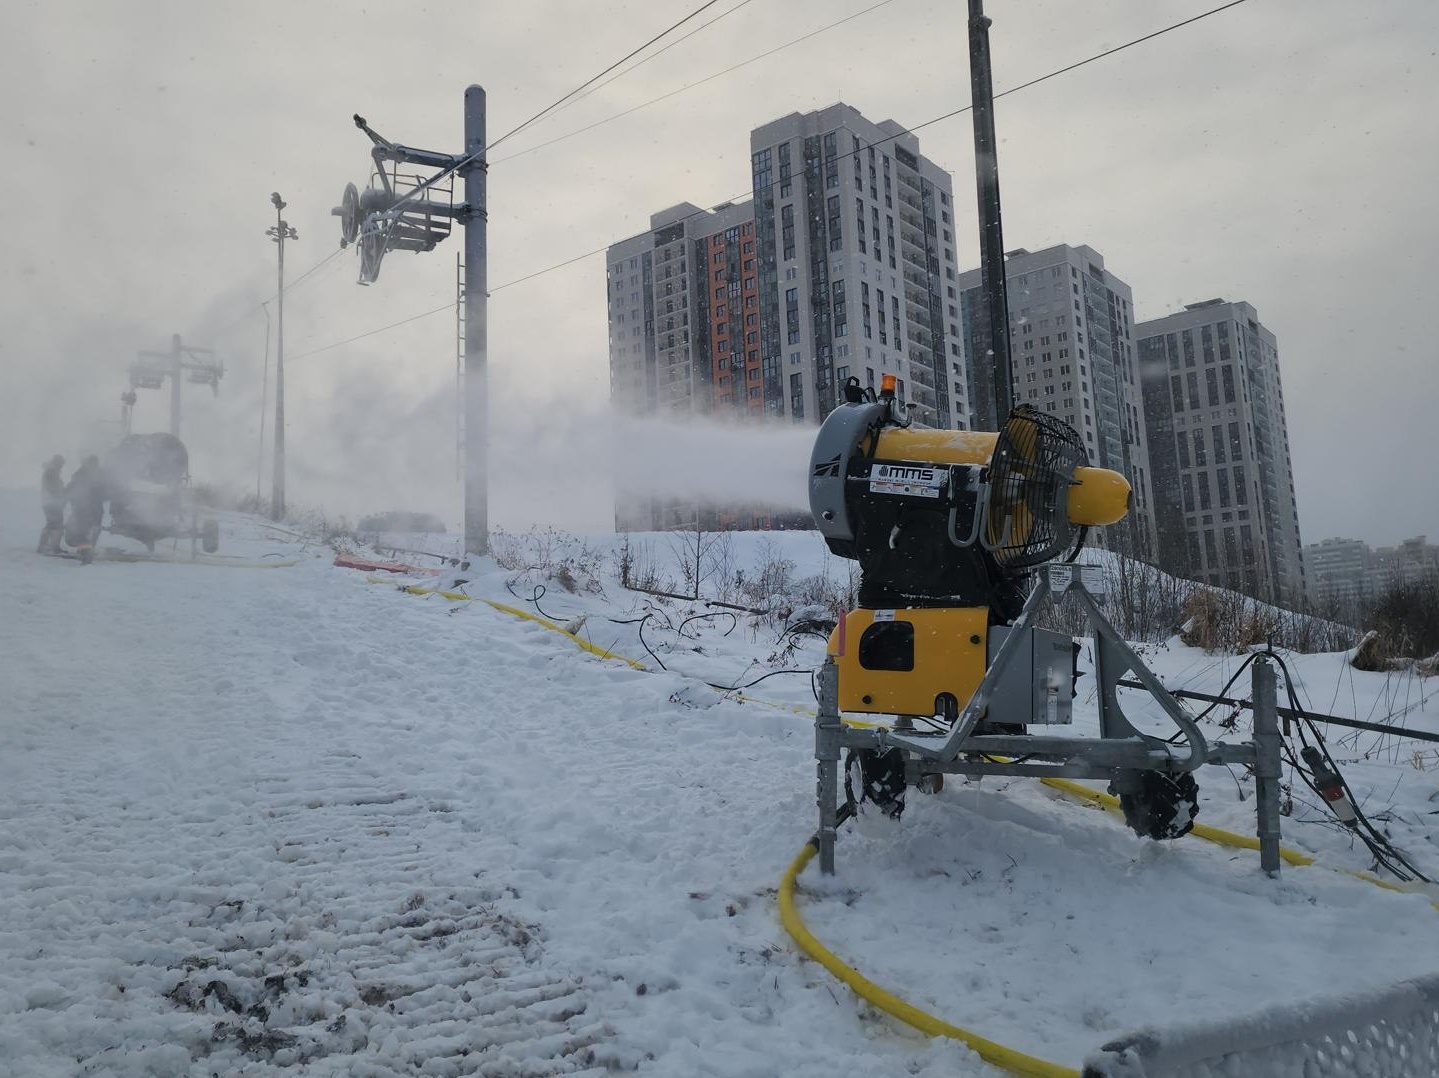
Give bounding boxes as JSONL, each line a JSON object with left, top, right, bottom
{"left": 984, "top": 405, "right": 1087, "bottom": 570}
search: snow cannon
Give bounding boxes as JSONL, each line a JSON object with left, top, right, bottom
{"left": 103, "top": 433, "right": 219, "bottom": 554}
{"left": 807, "top": 376, "right": 1233, "bottom": 858}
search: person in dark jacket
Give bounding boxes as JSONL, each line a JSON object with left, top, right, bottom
{"left": 65, "top": 455, "right": 107, "bottom": 564}
{"left": 38, "top": 455, "right": 66, "bottom": 553}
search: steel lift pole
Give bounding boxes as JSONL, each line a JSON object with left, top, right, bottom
{"left": 462, "top": 86, "right": 489, "bottom": 556}
{"left": 968, "top": 0, "right": 1014, "bottom": 426}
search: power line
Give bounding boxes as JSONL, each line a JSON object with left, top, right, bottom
{"left": 492, "top": 0, "right": 1252, "bottom": 293}
{"left": 287, "top": 301, "right": 457, "bottom": 362}
{"left": 209, "top": 0, "right": 739, "bottom": 337}
{"left": 486, "top": 0, "right": 730, "bottom": 152}
{"left": 536, "top": 0, "right": 763, "bottom": 127}
{"left": 490, "top": 0, "right": 900, "bottom": 167}
{"left": 210, "top": 244, "right": 348, "bottom": 338}
{"left": 287, "top": 0, "right": 1253, "bottom": 352}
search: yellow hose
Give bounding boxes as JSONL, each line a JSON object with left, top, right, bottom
{"left": 366, "top": 573, "right": 1435, "bottom": 1064}
{"left": 1038, "top": 776, "right": 1439, "bottom": 904}
{"left": 779, "top": 842, "right": 1080, "bottom": 1078}
{"left": 362, "top": 576, "right": 646, "bottom": 669}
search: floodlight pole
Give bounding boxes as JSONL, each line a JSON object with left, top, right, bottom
{"left": 462, "top": 85, "right": 488, "bottom": 555}
{"left": 268, "top": 193, "right": 298, "bottom": 521}
{"left": 968, "top": 0, "right": 1013, "bottom": 426}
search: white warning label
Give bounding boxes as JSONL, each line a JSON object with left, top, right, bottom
{"left": 868, "top": 462, "right": 945, "bottom": 499}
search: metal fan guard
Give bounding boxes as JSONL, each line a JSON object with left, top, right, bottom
{"left": 983, "top": 404, "right": 1087, "bottom": 569}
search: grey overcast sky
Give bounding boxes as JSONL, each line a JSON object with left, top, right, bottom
{"left": 2, "top": 0, "right": 1435, "bottom": 543}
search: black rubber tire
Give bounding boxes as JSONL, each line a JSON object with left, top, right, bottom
{"left": 201, "top": 518, "right": 219, "bottom": 554}
{"left": 1116, "top": 770, "right": 1199, "bottom": 840}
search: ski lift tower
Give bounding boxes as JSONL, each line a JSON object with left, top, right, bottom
{"left": 130, "top": 334, "right": 224, "bottom": 440}
{"left": 332, "top": 86, "right": 487, "bottom": 555}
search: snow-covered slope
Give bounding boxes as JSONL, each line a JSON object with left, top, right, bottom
{"left": 2, "top": 493, "right": 1436, "bottom": 1076}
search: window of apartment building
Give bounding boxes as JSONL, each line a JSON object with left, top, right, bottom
{"left": 1199, "top": 476, "right": 1212, "bottom": 511}
{"left": 1233, "top": 465, "right": 1247, "bottom": 505}
{"left": 1193, "top": 429, "right": 1207, "bottom": 466}
{"left": 1176, "top": 433, "right": 1191, "bottom": 469}
{"left": 1186, "top": 371, "right": 1201, "bottom": 410}
{"left": 1212, "top": 425, "right": 1227, "bottom": 464}
{"left": 1218, "top": 469, "right": 1231, "bottom": 508}
{"left": 1205, "top": 367, "right": 1219, "bottom": 407}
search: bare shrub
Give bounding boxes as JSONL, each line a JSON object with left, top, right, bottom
{"left": 667, "top": 520, "right": 732, "bottom": 600}
{"left": 490, "top": 527, "right": 604, "bottom": 594}
{"left": 736, "top": 538, "right": 796, "bottom": 611}
{"left": 1367, "top": 574, "right": 1439, "bottom": 662}
{"left": 614, "top": 534, "right": 667, "bottom": 593}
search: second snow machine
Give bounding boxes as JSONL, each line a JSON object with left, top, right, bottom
{"left": 104, "top": 433, "right": 219, "bottom": 554}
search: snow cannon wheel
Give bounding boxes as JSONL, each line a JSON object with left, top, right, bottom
{"left": 845, "top": 748, "right": 907, "bottom": 821}
{"left": 201, "top": 518, "right": 219, "bottom": 554}
{"left": 1114, "top": 769, "right": 1199, "bottom": 841}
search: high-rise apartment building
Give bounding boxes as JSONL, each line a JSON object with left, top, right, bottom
{"left": 606, "top": 103, "right": 977, "bottom": 531}
{"left": 1137, "top": 300, "right": 1306, "bottom": 606}
{"left": 1304, "top": 537, "right": 1374, "bottom": 610}
{"left": 957, "top": 245, "right": 1156, "bottom": 559}
{"left": 607, "top": 200, "right": 757, "bottom": 420}
{"left": 749, "top": 104, "right": 970, "bottom": 430}
{"left": 607, "top": 200, "right": 757, "bottom": 529}
{"left": 1304, "top": 534, "right": 1439, "bottom": 613}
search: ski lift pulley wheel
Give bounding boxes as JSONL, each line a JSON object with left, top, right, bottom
{"left": 359, "top": 224, "right": 387, "bottom": 284}
{"left": 335, "top": 182, "right": 362, "bottom": 247}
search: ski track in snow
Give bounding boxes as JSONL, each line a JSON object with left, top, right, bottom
{"left": 2, "top": 494, "right": 1438, "bottom": 1076}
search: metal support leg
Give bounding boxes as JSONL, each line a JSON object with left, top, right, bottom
{"left": 815, "top": 658, "right": 842, "bottom": 875}
{"left": 1252, "top": 655, "right": 1283, "bottom": 877}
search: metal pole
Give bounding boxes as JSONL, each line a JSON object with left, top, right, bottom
{"left": 268, "top": 194, "right": 296, "bottom": 522}
{"left": 257, "top": 303, "right": 270, "bottom": 510}
{"left": 816, "top": 658, "right": 842, "bottom": 875}
{"left": 462, "top": 85, "right": 488, "bottom": 554}
{"left": 967, "top": 0, "right": 1013, "bottom": 427}
{"left": 170, "top": 333, "right": 183, "bottom": 437}
{"left": 1252, "top": 655, "right": 1283, "bottom": 877}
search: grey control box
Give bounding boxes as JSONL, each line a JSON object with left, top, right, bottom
{"left": 985, "top": 626, "right": 1077, "bottom": 725}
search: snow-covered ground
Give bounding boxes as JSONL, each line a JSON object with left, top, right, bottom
{"left": 2, "top": 491, "right": 1437, "bottom": 1076}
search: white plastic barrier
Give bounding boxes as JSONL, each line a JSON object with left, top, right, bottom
{"left": 1082, "top": 973, "right": 1439, "bottom": 1078}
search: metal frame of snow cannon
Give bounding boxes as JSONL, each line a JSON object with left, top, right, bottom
{"left": 813, "top": 566, "right": 1285, "bottom": 877}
